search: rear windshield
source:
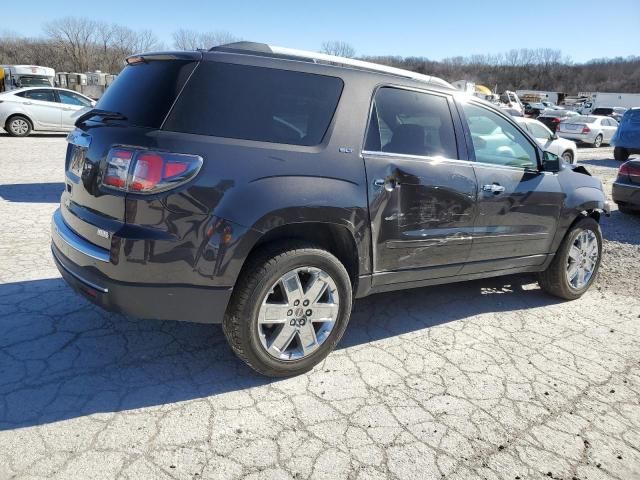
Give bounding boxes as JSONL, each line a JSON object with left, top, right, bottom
{"left": 164, "top": 62, "right": 344, "bottom": 146}
{"left": 95, "top": 60, "right": 197, "bottom": 128}
{"left": 592, "top": 108, "right": 613, "bottom": 115}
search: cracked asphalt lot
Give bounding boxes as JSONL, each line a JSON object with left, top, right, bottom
{"left": 0, "top": 134, "right": 639, "bottom": 480}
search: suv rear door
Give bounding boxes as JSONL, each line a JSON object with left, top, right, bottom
{"left": 458, "top": 100, "right": 564, "bottom": 271}
{"left": 363, "top": 86, "right": 477, "bottom": 285}
{"left": 60, "top": 55, "right": 200, "bottom": 249}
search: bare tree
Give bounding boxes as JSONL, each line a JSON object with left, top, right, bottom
{"left": 321, "top": 40, "right": 355, "bottom": 58}
{"left": 173, "top": 29, "right": 238, "bottom": 50}
{"left": 172, "top": 29, "right": 201, "bottom": 50}
{"left": 44, "top": 17, "right": 99, "bottom": 72}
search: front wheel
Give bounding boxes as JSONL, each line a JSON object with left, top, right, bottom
{"left": 561, "top": 150, "right": 574, "bottom": 164}
{"left": 223, "top": 242, "right": 352, "bottom": 377}
{"left": 538, "top": 217, "right": 602, "bottom": 300}
{"left": 6, "top": 115, "right": 32, "bottom": 137}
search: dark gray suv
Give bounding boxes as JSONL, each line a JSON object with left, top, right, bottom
{"left": 51, "top": 42, "right": 610, "bottom": 376}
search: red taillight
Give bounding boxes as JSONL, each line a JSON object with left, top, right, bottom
{"left": 103, "top": 149, "right": 133, "bottom": 188}
{"left": 551, "top": 118, "right": 561, "bottom": 123}
{"left": 582, "top": 126, "right": 591, "bottom": 134}
{"left": 102, "top": 147, "right": 202, "bottom": 194}
{"left": 619, "top": 162, "right": 640, "bottom": 178}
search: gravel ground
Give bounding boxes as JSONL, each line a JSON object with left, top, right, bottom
{"left": 0, "top": 134, "right": 639, "bottom": 480}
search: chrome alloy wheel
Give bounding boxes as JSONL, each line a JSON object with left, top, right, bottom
{"left": 257, "top": 267, "right": 339, "bottom": 361}
{"left": 10, "top": 118, "right": 29, "bottom": 135}
{"left": 567, "top": 230, "right": 599, "bottom": 289}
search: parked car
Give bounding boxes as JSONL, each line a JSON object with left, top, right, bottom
{"left": 612, "top": 159, "right": 640, "bottom": 213}
{"left": 537, "top": 110, "right": 580, "bottom": 132}
{"left": 592, "top": 107, "right": 627, "bottom": 122}
{"left": 0, "top": 87, "right": 95, "bottom": 136}
{"left": 612, "top": 108, "right": 640, "bottom": 161}
{"left": 51, "top": 43, "right": 610, "bottom": 377}
{"left": 524, "top": 102, "right": 546, "bottom": 118}
{"left": 515, "top": 117, "right": 578, "bottom": 163}
{"left": 557, "top": 115, "right": 618, "bottom": 147}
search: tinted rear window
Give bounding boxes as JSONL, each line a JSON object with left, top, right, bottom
{"left": 592, "top": 108, "right": 613, "bottom": 115}
{"left": 95, "top": 60, "right": 197, "bottom": 128}
{"left": 164, "top": 62, "right": 344, "bottom": 146}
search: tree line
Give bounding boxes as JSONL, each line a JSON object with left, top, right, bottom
{"left": 1, "top": 17, "right": 639, "bottom": 94}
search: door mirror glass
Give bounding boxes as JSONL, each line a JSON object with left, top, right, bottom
{"left": 542, "top": 151, "right": 560, "bottom": 172}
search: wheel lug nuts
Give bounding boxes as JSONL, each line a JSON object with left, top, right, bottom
{"left": 287, "top": 309, "right": 293, "bottom": 316}
{"left": 294, "top": 300, "right": 300, "bottom": 306}
{"left": 303, "top": 300, "right": 309, "bottom": 306}
{"left": 306, "top": 309, "right": 312, "bottom": 316}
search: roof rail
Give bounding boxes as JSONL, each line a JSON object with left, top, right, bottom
{"left": 209, "top": 42, "right": 453, "bottom": 89}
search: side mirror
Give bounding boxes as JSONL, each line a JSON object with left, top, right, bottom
{"left": 542, "top": 151, "right": 560, "bottom": 172}
{"left": 551, "top": 133, "right": 558, "bottom": 140}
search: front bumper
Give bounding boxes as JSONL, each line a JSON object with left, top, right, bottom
{"left": 612, "top": 181, "right": 640, "bottom": 210}
{"left": 51, "top": 209, "right": 233, "bottom": 323}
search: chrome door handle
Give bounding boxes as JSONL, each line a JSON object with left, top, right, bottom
{"left": 373, "top": 178, "right": 398, "bottom": 192}
{"left": 482, "top": 183, "right": 505, "bottom": 194}
{"left": 23, "top": 101, "right": 32, "bottom": 105}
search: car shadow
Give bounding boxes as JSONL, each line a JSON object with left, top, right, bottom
{"left": 601, "top": 209, "right": 640, "bottom": 246}
{"left": 0, "top": 183, "right": 65, "bottom": 203}
{"left": 579, "top": 158, "right": 621, "bottom": 169}
{"left": 0, "top": 274, "right": 561, "bottom": 431}
{"left": 0, "top": 131, "right": 67, "bottom": 138}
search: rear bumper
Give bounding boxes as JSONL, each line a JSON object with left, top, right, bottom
{"left": 612, "top": 181, "right": 640, "bottom": 209}
{"left": 51, "top": 209, "right": 233, "bottom": 323}
{"left": 558, "top": 132, "right": 595, "bottom": 144}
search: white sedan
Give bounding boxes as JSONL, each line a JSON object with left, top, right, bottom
{"left": 0, "top": 87, "right": 95, "bottom": 137}
{"left": 515, "top": 117, "right": 578, "bottom": 164}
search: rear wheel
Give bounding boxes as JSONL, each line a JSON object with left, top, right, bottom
{"left": 592, "top": 134, "right": 603, "bottom": 148}
{"left": 6, "top": 115, "right": 32, "bottom": 137}
{"left": 223, "top": 242, "right": 352, "bottom": 377}
{"left": 561, "top": 150, "right": 574, "bottom": 164}
{"left": 614, "top": 147, "right": 629, "bottom": 162}
{"left": 538, "top": 217, "right": 602, "bottom": 300}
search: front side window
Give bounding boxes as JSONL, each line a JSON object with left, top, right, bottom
{"left": 58, "top": 91, "right": 92, "bottom": 107}
{"left": 21, "top": 89, "right": 56, "bottom": 103}
{"left": 462, "top": 102, "right": 537, "bottom": 170}
{"left": 364, "top": 87, "right": 458, "bottom": 158}
{"left": 165, "top": 62, "right": 344, "bottom": 146}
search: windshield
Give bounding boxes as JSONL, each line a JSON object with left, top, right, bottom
{"left": 592, "top": 108, "right": 613, "bottom": 115}
{"left": 17, "top": 76, "right": 52, "bottom": 87}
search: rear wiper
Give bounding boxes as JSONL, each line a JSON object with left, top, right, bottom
{"left": 75, "top": 109, "right": 127, "bottom": 127}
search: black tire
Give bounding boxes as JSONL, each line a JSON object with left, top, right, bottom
{"left": 223, "top": 242, "right": 352, "bottom": 377}
{"left": 592, "top": 134, "right": 603, "bottom": 148}
{"left": 561, "top": 150, "right": 574, "bottom": 164}
{"left": 614, "top": 147, "right": 629, "bottom": 162}
{"left": 538, "top": 217, "right": 602, "bottom": 300}
{"left": 6, "top": 115, "right": 32, "bottom": 137}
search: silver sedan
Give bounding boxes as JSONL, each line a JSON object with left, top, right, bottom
{"left": 556, "top": 115, "right": 619, "bottom": 147}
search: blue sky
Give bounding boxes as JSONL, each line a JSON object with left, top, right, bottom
{"left": 3, "top": 0, "right": 639, "bottom": 62}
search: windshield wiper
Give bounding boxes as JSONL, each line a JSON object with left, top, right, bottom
{"left": 75, "top": 109, "right": 127, "bottom": 127}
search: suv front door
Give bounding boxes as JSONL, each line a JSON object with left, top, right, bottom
{"left": 363, "top": 86, "right": 477, "bottom": 285}
{"left": 458, "top": 100, "right": 564, "bottom": 272}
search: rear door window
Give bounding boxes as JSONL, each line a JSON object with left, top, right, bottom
{"left": 19, "top": 89, "right": 56, "bottom": 103}
{"left": 164, "top": 62, "right": 344, "bottom": 146}
{"left": 364, "top": 87, "right": 458, "bottom": 158}
{"left": 95, "top": 60, "right": 198, "bottom": 128}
